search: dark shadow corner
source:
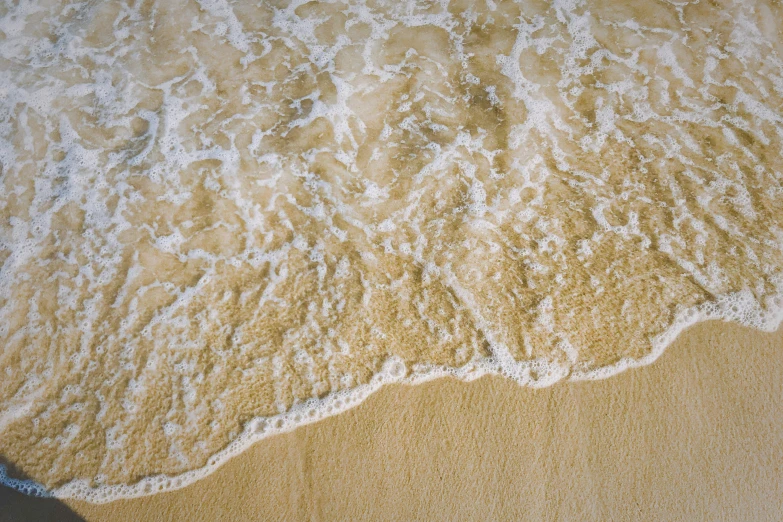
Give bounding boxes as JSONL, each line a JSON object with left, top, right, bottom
{"left": 0, "top": 456, "right": 85, "bottom": 522}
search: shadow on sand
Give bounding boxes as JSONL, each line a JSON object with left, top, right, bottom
{"left": 0, "top": 457, "right": 85, "bottom": 522}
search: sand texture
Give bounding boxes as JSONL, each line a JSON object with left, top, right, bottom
{"left": 3, "top": 0, "right": 783, "bottom": 496}
{"left": 2, "top": 320, "right": 772, "bottom": 521}
{"left": 2, "top": 0, "right": 783, "bottom": 518}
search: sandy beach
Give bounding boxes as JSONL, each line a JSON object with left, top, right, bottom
{"left": 2, "top": 319, "right": 779, "bottom": 521}
{"left": 2, "top": 1, "right": 783, "bottom": 521}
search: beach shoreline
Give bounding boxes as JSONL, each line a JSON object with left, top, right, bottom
{"left": 2, "top": 319, "right": 773, "bottom": 521}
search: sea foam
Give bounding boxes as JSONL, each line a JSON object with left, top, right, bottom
{"left": 1, "top": 0, "right": 783, "bottom": 502}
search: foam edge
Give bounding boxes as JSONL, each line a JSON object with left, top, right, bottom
{"left": 1, "top": 282, "right": 782, "bottom": 504}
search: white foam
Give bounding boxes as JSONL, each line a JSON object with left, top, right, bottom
{"left": 2, "top": 0, "right": 783, "bottom": 504}
{"left": 3, "top": 281, "right": 770, "bottom": 504}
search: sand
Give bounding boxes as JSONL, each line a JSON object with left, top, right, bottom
{"left": 2, "top": 319, "right": 782, "bottom": 521}
{"left": 4, "top": 0, "right": 783, "bottom": 499}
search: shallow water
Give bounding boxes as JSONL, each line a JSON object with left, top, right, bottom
{"left": 1, "top": 0, "right": 783, "bottom": 502}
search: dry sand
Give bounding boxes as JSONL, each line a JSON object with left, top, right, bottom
{"left": 2, "top": 319, "right": 782, "bottom": 521}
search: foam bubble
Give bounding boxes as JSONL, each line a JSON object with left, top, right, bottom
{"left": 2, "top": 0, "right": 783, "bottom": 504}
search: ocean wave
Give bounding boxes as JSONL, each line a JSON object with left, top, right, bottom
{"left": 1, "top": 0, "right": 782, "bottom": 501}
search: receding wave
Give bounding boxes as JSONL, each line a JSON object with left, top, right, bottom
{"left": 1, "top": 0, "right": 783, "bottom": 502}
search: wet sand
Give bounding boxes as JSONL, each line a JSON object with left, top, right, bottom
{"left": 4, "top": 0, "right": 783, "bottom": 496}
{"left": 1, "top": 320, "right": 770, "bottom": 521}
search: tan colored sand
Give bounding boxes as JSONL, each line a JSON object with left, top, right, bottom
{"left": 1, "top": 319, "right": 781, "bottom": 521}
{"left": 5, "top": 1, "right": 783, "bottom": 488}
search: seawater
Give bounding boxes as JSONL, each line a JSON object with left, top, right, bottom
{"left": 1, "top": 0, "right": 783, "bottom": 502}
